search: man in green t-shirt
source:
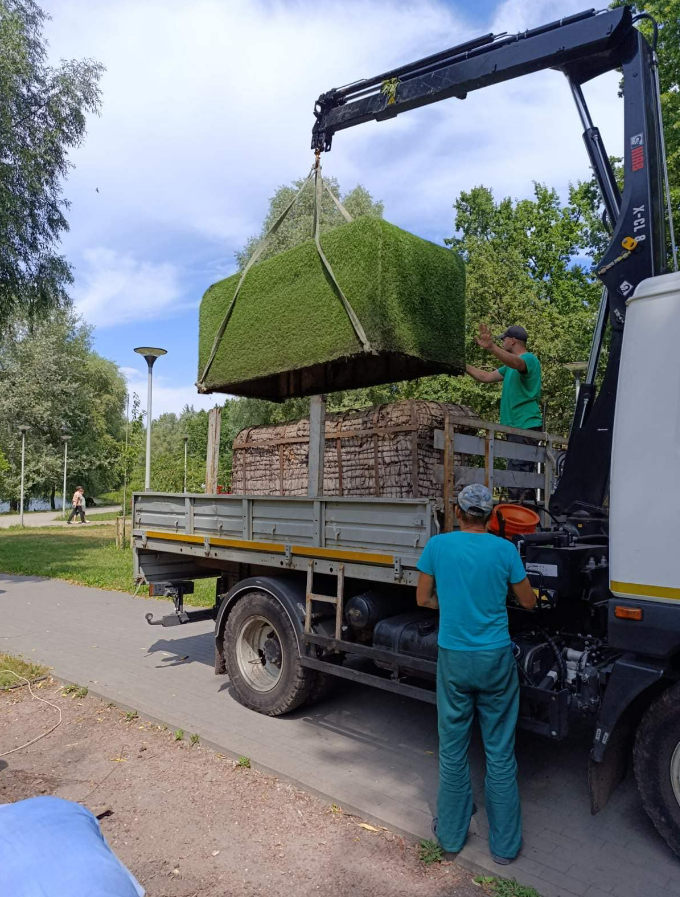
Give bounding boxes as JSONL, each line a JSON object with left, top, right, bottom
{"left": 465, "top": 324, "right": 542, "bottom": 500}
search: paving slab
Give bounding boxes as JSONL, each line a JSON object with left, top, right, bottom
{"left": 1, "top": 572, "right": 678, "bottom": 897}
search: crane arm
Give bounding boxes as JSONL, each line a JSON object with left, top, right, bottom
{"left": 311, "top": 5, "right": 668, "bottom": 515}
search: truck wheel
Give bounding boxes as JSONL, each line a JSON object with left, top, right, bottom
{"left": 224, "top": 590, "right": 315, "bottom": 716}
{"left": 633, "top": 681, "right": 680, "bottom": 856}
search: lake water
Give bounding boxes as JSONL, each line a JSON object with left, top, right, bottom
{"left": 0, "top": 497, "right": 66, "bottom": 513}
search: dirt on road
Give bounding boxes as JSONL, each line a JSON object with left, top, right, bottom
{"left": 0, "top": 681, "right": 481, "bottom": 897}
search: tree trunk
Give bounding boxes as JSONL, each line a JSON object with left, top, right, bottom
{"left": 50, "top": 484, "right": 56, "bottom": 510}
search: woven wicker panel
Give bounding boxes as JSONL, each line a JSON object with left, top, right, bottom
{"left": 232, "top": 400, "right": 473, "bottom": 499}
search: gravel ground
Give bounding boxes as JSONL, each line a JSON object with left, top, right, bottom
{"left": 0, "top": 681, "right": 482, "bottom": 897}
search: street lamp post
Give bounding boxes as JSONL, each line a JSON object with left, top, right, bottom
{"left": 62, "top": 436, "right": 71, "bottom": 518}
{"left": 18, "top": 425, "right": 29, "bottom": 527}
{"left": 564, "top": 362, "right": 588, "bottom": 402}
{"left": 134, "top": 347, "right": 167, "bottom": 491}
{"left": 183, "top": 435, "right": 189, "bottom": 493}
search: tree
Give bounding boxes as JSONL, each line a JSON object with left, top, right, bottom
{"left": 0, "top": 0, "right": 104, "bottom": 326}
{"left": 236, "top": 176, "right": 383, "bottom": 269}
{"left": 0, "top": 308, "right": 127, "bottom": 505}
{"left": 416, "top": 182, "right": 603, "bottom": 434}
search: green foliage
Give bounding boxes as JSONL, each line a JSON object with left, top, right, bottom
{"left": 237, "top": 756, "right": 251, "bottom": 768}
{"left": 125, "top": 710, "right": 138, "bottom": 721}
{"left": 174, "top": 729, "right": 184, "bottom": 741}
{"left": 437, "top": 183, "right": 602, "bottom": 433}
{"left": 0, "top": 307, "right": 127, "bottom": 504}
{"left": 235, "top": 176, "right": 383, "bottom": 270}
{"left": 0, "top": 524, "right": 217, "bottom": 605}
{"left": 474, "top": 875, "right": 543, "bottom": 897}
{"left": 0, "top": 0, "right": 103, "bottom": 325}
{"left": 190, "top": 733, "right": 200, "bottom": 745}
{"left": 0, "top": 652, "right": 47, "bottom": 689}
{"left": 418, "top": 839, "right": 443, "bottom": 865}
{"left": 199, "top": 217, "right": 466, "bottom": 398}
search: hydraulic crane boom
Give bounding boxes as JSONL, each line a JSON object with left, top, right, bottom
{"left": 311, "top": 6, "right": 669, "bottom": 516}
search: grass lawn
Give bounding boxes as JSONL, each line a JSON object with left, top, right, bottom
{"left": 86, "top": 510, "right": 122, "bottom": 521}
{"left": 0, "top": 653, "right": 48, "bottom": 689}
{"left": 0, "top": 525, "right": 215, "bottom": 607}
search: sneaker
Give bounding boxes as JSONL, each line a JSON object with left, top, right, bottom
{"left": 491, "top": 853, "right": 514, "bottom": 865}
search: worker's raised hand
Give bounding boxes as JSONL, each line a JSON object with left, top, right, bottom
{"left": 475, "top": 323, "right": 495, "bottom": 350}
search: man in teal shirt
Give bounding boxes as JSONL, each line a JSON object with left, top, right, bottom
{"left": 416, "top": 484, "right": 536, "bottom": 864}
{"left": 466, "top": 323, "right": 543, "bottom": 500}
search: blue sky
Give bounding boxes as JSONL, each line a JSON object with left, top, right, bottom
{"left": 41, "top": 0, "right": 624, "bottom": 418}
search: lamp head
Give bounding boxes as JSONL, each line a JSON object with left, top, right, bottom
{"left": 18, "top": 425, "right": 29, "bottom": 434}
{"left": 134, "top": 346, "right": 167, "bottom": 369}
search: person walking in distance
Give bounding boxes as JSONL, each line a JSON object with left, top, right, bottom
{"left": 67, "top": 486, "right": 87, "bottom": 524}
{"left": 465, "top": 323, "right": 543, "bottom": 501}
{"left": 416, "top": 484, "right": 536, "bottom": 864}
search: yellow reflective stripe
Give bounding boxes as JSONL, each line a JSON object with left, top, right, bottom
{"left": 611, "top": 580, "right": 680, "bottom": 601}
{"left": 142, "top": 531, "right": 394, "bottom": 565}
{"left": 291, "top": 545, "right": 394, "bottom": 565}
{"left": 210, "top": 535, "right": 286, "bottom": 553}
{"left": 145, "top": 531, "right": 204, "bottom": 544}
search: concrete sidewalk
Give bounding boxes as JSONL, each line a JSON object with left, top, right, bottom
{"left": 1, "top": 573, "right": 678, "bottom": 897}
{"left": 0, "top": 506, "right": 121, "bottom": 528}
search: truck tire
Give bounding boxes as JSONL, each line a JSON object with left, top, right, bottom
{"left": 633, "top": 681, "right": 680, "bottom": 856}
{"left": 223, "top": 590, "right": 315, "bottom": 716}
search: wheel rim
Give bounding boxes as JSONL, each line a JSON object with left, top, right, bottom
{"left": 670, "top": 742, "right": 680, "bottom": 807}
{"left": 235, "top": 615, "right": 284, "bottom": 693}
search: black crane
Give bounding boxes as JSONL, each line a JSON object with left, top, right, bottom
{"left": 311, "top": 6, "right": 673, "bottom": 517}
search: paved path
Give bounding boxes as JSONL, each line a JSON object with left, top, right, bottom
{"left": 0, "top": 506, "right": 121, "bottom": 528}
{"left": 1, "top": 573, "right": 678, "bottom": 897}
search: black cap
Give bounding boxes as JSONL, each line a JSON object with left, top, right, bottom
{"left": 497, "top": 325, "right": 528, "bottom": 343}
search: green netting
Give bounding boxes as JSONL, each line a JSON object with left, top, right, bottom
{"left": 198, "top": 216, "right": 465, "bottom": 400}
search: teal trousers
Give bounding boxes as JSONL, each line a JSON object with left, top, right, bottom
{"left": 436, "top": 644, "right": 521, "bottom": 858}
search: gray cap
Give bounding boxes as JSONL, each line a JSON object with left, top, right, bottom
{"left": 457, "top": 484, "right": 494, "bottom": 517}
{"left": 497, "top": 325, "right": 528, "bottom": 343}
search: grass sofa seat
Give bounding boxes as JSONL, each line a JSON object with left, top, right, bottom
{"left": 198, "top": 216, "right": 465, "bottom": 400}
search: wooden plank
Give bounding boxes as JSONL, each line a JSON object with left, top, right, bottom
{"left": 410, "top": 400, "right": 420, "bottom": 499}
{"left": 456, "top": 467, "right": 543, "bottom": 489}
{"left": 336, "top": 437, "right": 344, "bottom": 496}
{"left": 278, "top": 443, "right": 285, "bottom": 496}
{"left": 443, "top": 413, "right": 455, "bottom": 532}
{"left": 205, "top": 407, "right": 221, "bottom": 494}
{"left": 307, "top": 395, "right": 326, "bottom": 498}
{"left": 485, "top": 433, "right": 495, "bottom": 491}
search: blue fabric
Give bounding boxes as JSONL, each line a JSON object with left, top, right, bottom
{"left": 417, "top": 532, "right": 526, "bottom": 650}
{"left": 436, "top": 645, "right": 522, "bottom": 858}
{"left": 0, "top": 796, "right": 145, "bottom": 897}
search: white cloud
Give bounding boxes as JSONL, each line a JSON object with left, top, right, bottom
{"left": 123, "top": 365, "right": 223, "bottom": 419}
{"left": 73, "top": 248, "right": 184, "bottom": 327}
{"left": 44, "top": 0, "right": 624, "bottom": 257}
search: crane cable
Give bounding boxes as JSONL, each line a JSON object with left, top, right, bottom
{"left": 197, "top": 156, "right": 373, "bottom": 391}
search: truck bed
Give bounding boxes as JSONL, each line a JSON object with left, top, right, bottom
{"left": 133, "top": 493, "right": 436, "bottom": 587}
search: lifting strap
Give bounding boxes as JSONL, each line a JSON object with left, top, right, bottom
{"left": 197, "top": 160, "right": 373, "bottom": 391}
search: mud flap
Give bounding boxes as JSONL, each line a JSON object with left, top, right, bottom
{"left": 589, "top": 655, "right": 665, "bottom": 813}
{"left": 588, "top": 714, "right": 634, "bottom": 814}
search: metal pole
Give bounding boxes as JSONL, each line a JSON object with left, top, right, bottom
{"left": 19, "top": 430, "right": 26, "bottom": 527}
{"left": 62, "top": 439, "right": 69, "bottom": 518}
{"left": 183, "top": 435, "right": 188, "bottom": 493}
{"left": 575, "top": 373, "right": 582, "bottom": 402}
{"left": 122, "top": 393, "right": 130, "bottom": 545}
{"left": 133, "top": 347, "right": 166, "bottom": 493}
{"left": 145, "top": 362, "right": 153, "bottom": 491}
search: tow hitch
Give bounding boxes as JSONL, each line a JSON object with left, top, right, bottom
{"left": 144, "top": 581, "right": 215, "bottom": 627}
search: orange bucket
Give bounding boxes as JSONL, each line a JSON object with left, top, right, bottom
{"left": 488, "top": 504, "right": 540, "bottom": 537}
